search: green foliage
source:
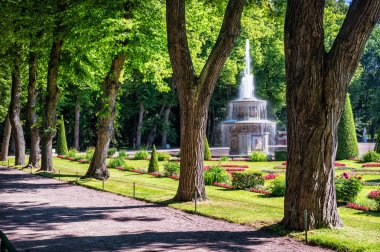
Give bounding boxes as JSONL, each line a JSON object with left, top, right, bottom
{"left": 336, "top": 95, "right": 359, "bottom": 160}
{"left": 148, "top": 145, "right": 159, "bottom": 173}
{"left": 204, "top": 138, "right": 212, "bottom": 161}
{"left": 363, "top": 151, "right": 380, "bottom": 162}
{"left": 134, "top": 149, "right": 149, "bottom": 160}
{"left": 220, "top": 156, "right": 229, "bottom": 162}
{"left": 85, "top": 147, "right": 95, "bottom": 162}
{"left": 65, "top": 148, "right": 78, "bottom": 159}
{"left": 163, "top": 162, "right": 180, "bottom": 176}
{"left": 375, "top": 129, "right": 380, "bottom": 153}
{"left": 157, "top": 152, "right": 171, "bottom": 161}
{"left": 336, "top": 177, "right": 363, "bottom": 203}
{"left": 268, "top": 177, "right": 286, "bottom": 197}
{"left": 107, "top": 148, "right": 117, "bottom": 157}
{"left": 119, "top": 150, "right": 128, "bottom": 159}
{"left": 250, "top": 151, "right": 267, "bottom": 162}
{"left": 107, "top": 157, "right": 126, "bottom": 168}
{"left": 204, "top": 166, "right": 229, "bottom": 185}
{"left": 274, "top": 151, "right": 287, "bottom": 161}
{"left": 56, "top": 116, "right": 68, "bottom": 155}
{"left": 232, "top": 172, "right": 264, "bottom": 190}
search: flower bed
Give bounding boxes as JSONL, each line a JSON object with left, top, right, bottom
{"left": 368, "top": 189, "right": 380, "bottom": 199}
{"left": 231, "top": 157, "right": 251, "bottom": 161}
{"left": 346, "top": 203, "right": 370, "bottom": 212}
{"left": 262, "top": 169, "right": 284, "bottom": 174}
{"left": 362, "top": 163, "right": 380, "bottom": 168}
{"left": 274, "top": 165, "right": 286, "bottom": 169}
{"left": 249, "top": 188, "right": 270, "bottom": 195}
{"left": 220, "top": 164, "right": 249, "bottom": 168}
{"left": 66, "top": 157, "right": 76, "bottom": 161}
{"left": 130, "top": 169, "right": 146, "bottom": 174}
{"left": 204, "top": 166, "right": 211, "bottom": 170}
{"left": 79, "top": 160, "right": 89, "bottom": 164}
{"left": 168, "top": 175, "right": 179, "bottom": 180}
{"left": 57, "top": 155, "right": 65, "bottom": 159}
{"left": 116, "top": 167, "right": 124, "bottom": 171}
{"left": 334, "top": 162, "right": 346, "bottom": 167}
{"left": 149, "top": 172, "right": 161, "bottom": 177}
{"left": 282, "top": 161, "right": 287, "bottom": 165}
{"left": 224, "top": 168, "right": 245, "bottom": 172}
{"left": 264, "top": 173, "right": 279, "bottom": 180}
{"left": 213, "top": 182, "right": 233, "bottom": 189}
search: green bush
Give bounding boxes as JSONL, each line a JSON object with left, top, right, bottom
{"left": 336, "top": 176, "right": 363, "bottom": 203}
{"left": 134, "top": 150, "right": 149, "bottom": 160}
{"left": 363, "top": 150, "right": 380, "bottom": 162}
{"left": 85, "top": 147, "right": 95, "bottom": 162}
{"left": 119, "top": 150, "right": 128, "bottom": 159}
{"left": 274, "top": 151, "right": 287, "bottom": 161}
{"left": 163, "top": 162, "right": 180, "bottom": 176}
{"left": 220, "top": 156, "right": 229, "bottom": 161}
{"left": 158, "top": 152, "right": 171, "bottom": 161}
{"left": 232, "top": 172, "right": 264, "bottom": 189}
{"left": 204, "top": 138, "right": 212, "bottom": 161}
{"left": 148, "top": 145, "right": 159, "bottom": 173}
{"left": 204, "top": 166, "right": 229, "bottom": 185}
{"left": 107, "top": 148, "right": 117, "bottom": 157}
{"left": 250, "top": 151, "right": 267, "bottom": 162}
{"left": 268, "top": 177, "right": 286, "bottom": 197}
{"left": 107, "top": 157, "right": 126, "bottom": 168}
{"left": 336, "top": 95, "right": 359, "bottom": 160}
{"left": 56, "top": 115, "right": 68, "bottom": 155}
{"left": 375, "top": 128, "right": 380, "bottom": 153}
{"left": 65, "top": 148, "right": 78, "bottom": 158}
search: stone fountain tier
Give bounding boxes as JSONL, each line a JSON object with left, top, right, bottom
{"left": 229, "top": 97, "right": 268, "bottom": 121}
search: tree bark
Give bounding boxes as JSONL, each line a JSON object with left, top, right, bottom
{"left": 167, "top": 0, "right": 244, "bottom": 201}
{"left": 25, "top": 51, "right": 40, "bottom": 168}
{"left": 73, "top": 96, "right": 80, "bottom": 151}
{"left": 147, "top": 105, "right": 165, "bottom": 147}
{"left": 0, "top": 115, "right": 11, "bottom": 161}
{"left": 40, "top": 39, "right": 63, "bottom": 171}
{"left": 161, "top": 107, "right": 171, "bottom": 147}
{"left": 9, "top": 49, "right": 26, "bottom": 166}
{"left": 284, "top": 0, "right": 380, "bottom": 230}
{"left": 84, "top": 53, "right": 126, "bottom": 180}
{"left": 136, "top": 101, "right": 144, "bottom": 149}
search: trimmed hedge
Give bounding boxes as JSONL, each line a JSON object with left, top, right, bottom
{"left": 232, "top": 172, "right": 264, "bottom": 189}
{"left": 163, "top": 162, "right": 180, "bottom": 176}
{"left": 56, "top": 115, "right": 68, "bottom": 155}
{"left": 204, "top": 138, "right": 211, "bottom": 161}
{"left": 148, "top": 145, "right": 159, "bottom": 173}
{"left": 274, "top": 151, "right": 287, "bottom": 161}
{"left": 250, "top": 151, "right": 267, "bottom": 162}
{"left": 336, "top": 95, "right": 359, "bottom": 160}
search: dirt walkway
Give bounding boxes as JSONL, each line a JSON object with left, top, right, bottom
{"left": 0, "top": 167, "right": 330, "bottom": 252}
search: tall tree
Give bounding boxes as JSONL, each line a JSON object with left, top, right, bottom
{"left": 284, "top": 0, "right": 380, "bottom": 230}
{"left": 0, "top": 116, "right": 11, "bottom": 161}
{"left": 166, "top": 0, "right": 245, "bottom": 201}
{"left": 73, "top": 95, "right": 80, "bottom": 150}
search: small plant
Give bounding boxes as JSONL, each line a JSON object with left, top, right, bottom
{"left": 368, "top": 189, "right": 380, "bottom": 211}
{"left": 268, "top": 177, "right": 286, "bottom": 197}
{"left": 204, "top": 138, "right": 212, "bottom": 161}
{"left": 274, "top": 151, "right": 287, "bottom": 161}
{"left": 204, "top": 166, "right": 229, "bottom": 185}
{"left": 220, "top": 156, "right": 229, "bottom": 162}
{"left": 157, "top": 152, "right": 171, "bottom": 161}
{"left": 336, "top": 173, "right": 363, "bottom": 203}
{"left": 107, "top": 147, "right": 117, "bottom": 157}
{"left": 250, "top": 151, "right": 267, "bottom": 162}
{"left": 134, "top": 149, "right": 149, "bottom": 160}
{"left": 363, "top": 150, "right": 380, "bottom": 162}
{"left": 264, "top": 173, "right": 279, "bottom": 180}
{"left": 85, "top": 147, "right": 95, "bottom": 162}
{"left": 163, "top": 162, "right": 180, "bottom": 176}
{"left": 107, "top": 157, "right": 126, "bottom": 168}
{"left": 119, "top": 150, "right": 128, "bottom": 159}
{"left": 148, "top": 145, "right": 159, "bottom": 173}
{"left": 65, "top": 148, "right": 78, "bottom": 159}
{"left": 231, "top": 172, "right": 264, "bottom": 189}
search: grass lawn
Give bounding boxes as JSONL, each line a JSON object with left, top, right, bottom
{"left": 3, "top": 157, "right": 380, "bottom": 252}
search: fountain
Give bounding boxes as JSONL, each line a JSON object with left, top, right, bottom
{"left": 221, "top": 39, "right": 276, "bottom": 155}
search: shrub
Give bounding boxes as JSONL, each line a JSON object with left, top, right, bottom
{"left": 204, "top": 138, "right": 212, "bottom": 161}
{"left": 268, "top": 177, "right": 286, "bottom": 197}
{"left": 336, "top": 174, "right": 363, "bottom": 203}
{"left": 220, "top": 156, "right": 229, "bottom": 162}
{"left": 336, "top": 95, "right": 359, "bottom": 160}
{"left": 274, "top": 151, "right": 287, "bottom": 161}
{"left": 250, "top": 151, "right": 267, "bottom": 162}
{"left": 204, "top": 166, "right": 229, "bottom": 185}
{"left": 85, "top": 147, "right": 95, "bottom": 162}
{"left": 56, "top": 116, "right": 68, "bottom": 155}
{"left": 157, "top": 152, "right": 171, "bottom": 161}
{"left": 134, "top": 149, "right": 149, "bottom": 160}
{"left": 107, "top": 157, "right": 126, "bottom": 168}
{"left": 119, "top": 150, "right": 128, "bottom": 159}
{"left": 232, "top": 172, "right": 264, "bottom": 189}
{"left": 368, "top": 189, "right": 380, "bottom": 211}
{"left": 163, "top": 162, "right": 180, "bottom": 176}
{"left": 363, "top": 150, "right": 380, "bottom": 162}
{"left": 107, "top": 148, "right": 117, "bottom": 157}
{"left": 375, "top": 128, "right": 380, "bottom": 153}
{"left": 148, "top": 145, "right": 159, "bottom": 173}
{"left": 65, "top": 148, "right": 78, "bottom": 159}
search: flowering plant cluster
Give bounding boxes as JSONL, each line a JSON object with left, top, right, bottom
{"left": 337, "top": 172, "right": 362, "bottom": 180}
{"left": 149, "top": 172, "right": 161, "bottom": 177}
{"left": 213, "top": 182, "right": 233, "bottom": 189}
{"left": 67, "top": 157, "right": 76, "bottom": 161}
{"left": 116, "top": 167, "right": 124, "bottom": 171}
{"left": 249, "top": 188, "right": 270, "bottom": 195}
{"left": 334, "top": 162, "right": 346, "bottom": 167}
{"left": 264, "top": 173, "right": 279, "bottom": 180}
{"left": 221, "top": 164, "right": 249, "bottom": 168}
{"left": 368, "top": 189, "right": 380, "bottom": 199}
{"left": 224, "top": 168, "right": 245, "bottom": 172}
{"left": 79, "top": 160, "right": 89, "bottom": 164}
{"left": 282, "top": 162, "right": 287, "bottom": 165}
{"left": 204, "top": 166, "right": 211, "bottom": 170}
{"left": 57, "top": 155, "right": 65, "bottom": 159}
{"left": 130, "top": 169, "right": 146, "bottom": 174}
{"left": 362, "top": 163, "right": 380, "bottom": 167}
{"left": 346, "top": 203, "right": 370, "bottom": 212}
{"left": 168, "top": 175, "right": 179, "bottom": 180}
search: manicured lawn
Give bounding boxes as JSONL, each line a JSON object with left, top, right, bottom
{"left": 4, "top": 157, "right": 380, "bottom": 252}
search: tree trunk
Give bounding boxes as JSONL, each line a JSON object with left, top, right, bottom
{"left": 147, "top": 105, "right": 165, "bottom": 147}
{"left": 0, "top": 116, "right": 11, "bottom": 161}
{"left": 161, "top": 107, "right": 171, "bottom": 147}
{"left": 167, "top": 0, "right": 244, "bottom": 201}
{"left": 40, "top": 39, "right": 63, "bottom": 171}
{"left": 73, "top": 96, "right": 80, "bottom": 151}
{"left": 284, "top": 0, "right": 380, "bottom": 230}
{"left": 9, "top": 49, "right": 26, "bottom": 166}
{"left": 84, "top": 53, "right": 126, "bottom": 180}
{"left": 25, "top": 51, "right": 40, "bottom": 168}
{"left": 136, "top": 101, "right": 144, "bottom": 149}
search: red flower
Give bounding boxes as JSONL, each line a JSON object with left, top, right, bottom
{"left": 347, "top": 203, "right": 370, "bottom": 212}
{"left": 264, "top": 174, "right": 279, "bottom": 180}
{"left": 213, "top": 182, "right": 233, "bottom": 189}
{"left": 368, "top": 190, "right": 380, "bottom": 199}
{"left": 249, "top": 188, "right": 270, "bottom": 195}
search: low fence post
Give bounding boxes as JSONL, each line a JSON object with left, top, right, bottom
{"left": 133, "top": 182, "right": 136, "bottom": 198}
{"left": 102, "top": 178, "right": 105, "bottom": 191}
{"left": 76, "top": 172, "right": 78, "bottom": 183}
{"left": 304, "top": 209, "right": 308, "bottom": 243}
{"left": 194, "top": 191, "right": 197, "bottom": 213}
{"left": 58, "top": 170, "right": 61, "bottom": 180}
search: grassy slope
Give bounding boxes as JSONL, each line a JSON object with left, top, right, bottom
{"left": 3, "top": 158, "right": 380, "bottom": 252}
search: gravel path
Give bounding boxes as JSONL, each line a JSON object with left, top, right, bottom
{"left": 0, "top": 167, "right": 331, "bottom": 252}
